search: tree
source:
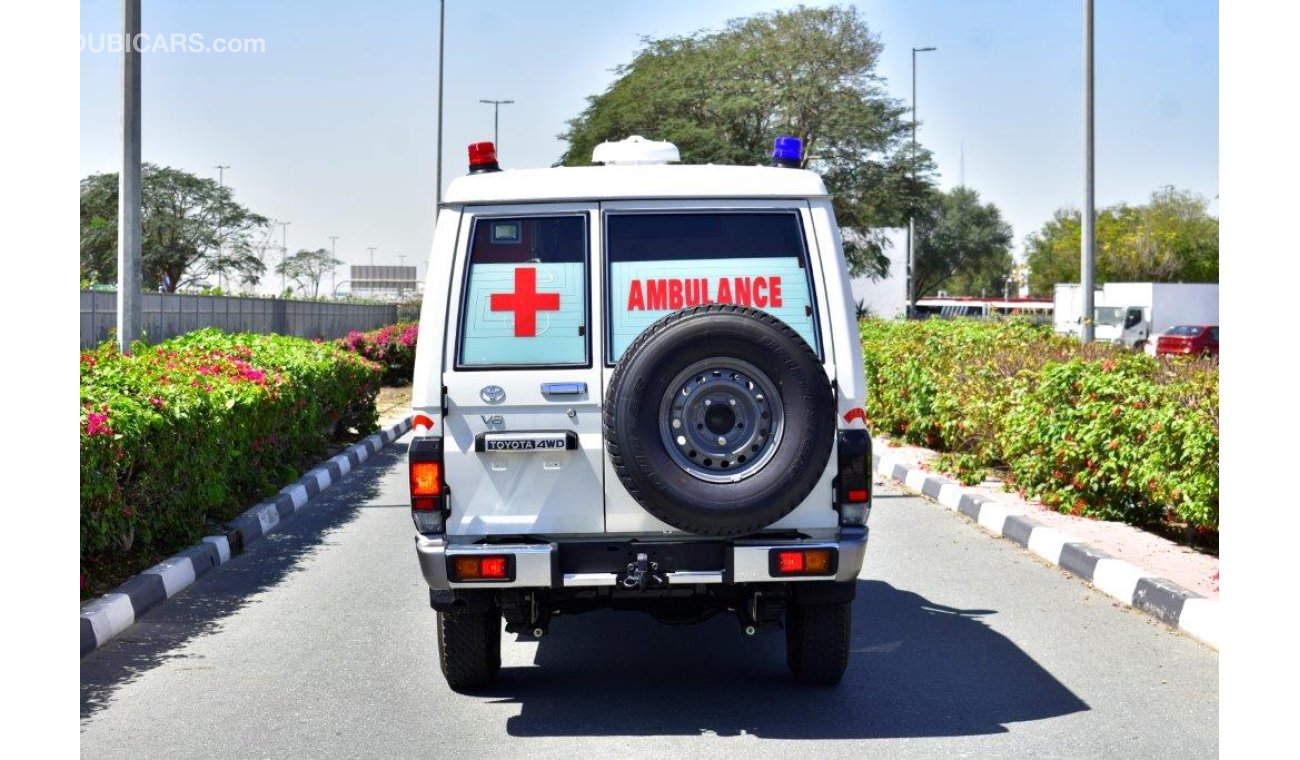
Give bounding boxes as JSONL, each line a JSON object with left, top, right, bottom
{"left": 1024, "top": 187, "right": 1219, "bottom": 295}
{"left": 276, "top": 248, "right": 344, "bottom": 298}
{"left": 80, "top": 164, "right": 270, "bottom": 292}
{"left": 557, "top": 4, "right": 936, "bottom": 278}
{"left": 912, "top": 186, "right": 1013, "bottom": 304}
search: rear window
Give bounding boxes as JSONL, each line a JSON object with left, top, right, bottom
{"left": 1166, "top": 325, "right": 1203, "bottom": 337}
{"left": 604, "top": 212, "right": 820, "bottom": 362}
{"left": 457, "top": 215, "right": 588, "bottom": 368}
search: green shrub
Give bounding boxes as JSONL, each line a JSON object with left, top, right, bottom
{"left": 80, "top": 329, "right": 382, "bottom": 585}
{"left": 860, "top": 319, "right": 1218, "bottom": 530}
{"left": 339, "top": 322, "right": 418, "bottom": 385}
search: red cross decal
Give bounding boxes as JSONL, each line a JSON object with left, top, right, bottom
{"left": 490, "top": 267, "right": 561, "bottom": 337}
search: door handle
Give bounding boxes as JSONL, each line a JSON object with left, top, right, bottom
{"left": 541, "top": 382, "right": 587, "bottom": 396}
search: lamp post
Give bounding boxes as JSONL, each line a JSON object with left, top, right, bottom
{"left": 1081, "top": 0, "right": 1096, "bottom": 343}
{"left": 436, "top": 0, "right": 445, "bottom": 209}
{"left": 328, "top": 235, "right": 340, "bottom": 297}
{"left": 117, "top": 0, "right": 142, "bottom": 350}
{"left": 479, "top": 99, "right": 514, "bottom": 152}
{"left": 278, "top": 221, "right": 291, "bottom": 294}
{"left": 215, "top": 165, "right": 230, "bottom": 291}
{"left": 907, "top": 46, "right": 936, "bottom": 319}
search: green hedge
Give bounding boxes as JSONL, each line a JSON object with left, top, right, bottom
{"left": 80, "top": 329, "right": 382, "bottom": 586}
{"left": 861, "top": 319, "right": 1218, "bottom": 530}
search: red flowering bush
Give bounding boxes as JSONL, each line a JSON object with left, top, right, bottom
{"left": 860, "top": 319, "right": 1218, "bottom": 530}
{"left": 81, "top": 329, "right": 382, "bottom": 588}
{"left": 339, "top": 321, "right": 418, "bottom": 385}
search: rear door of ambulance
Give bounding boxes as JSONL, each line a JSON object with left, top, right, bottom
{"left": 598, "top": 200, "right": 841, "bottom": 534}
{"left": 440, "top": 204, "right": 606, "bottom": 536}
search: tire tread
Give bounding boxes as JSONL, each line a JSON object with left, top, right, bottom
{"left": 785, "top": 601, "right": 852, "bottom": 686}
{"left": 437, "top": 609, "right": 502, "bottom": 691}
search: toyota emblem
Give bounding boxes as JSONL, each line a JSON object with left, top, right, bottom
{"left": 480, "top": 385, "right": 506, "bottom": 404}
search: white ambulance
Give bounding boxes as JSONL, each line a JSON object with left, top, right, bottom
{"left": 408, "top": 135, "right": 872, "bottom": 689}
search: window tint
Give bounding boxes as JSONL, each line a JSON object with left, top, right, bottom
{"left": 605, "top": 213, "right": 819, "bottom": 362}
{"left": 458, "top": 215, "right": 588, "bottom": 367}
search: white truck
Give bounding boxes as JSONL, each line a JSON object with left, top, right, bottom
{"left": 1052, "top": 282, "right": 1219, "bottom": 350}
{"left": 407, "top": 135, "right": 871, "bottom": 690}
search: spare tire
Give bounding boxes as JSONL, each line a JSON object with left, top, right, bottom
{"left": 604, "top": 305, "right": 835, "bottom": 536}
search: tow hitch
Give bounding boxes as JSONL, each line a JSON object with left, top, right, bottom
{"left": 618, "top": 552, "right": 667, "bottom": 590}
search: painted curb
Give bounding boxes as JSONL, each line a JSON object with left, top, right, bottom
{"left": 80, "top": 416, "right": 413, "bottom": 657}
{"left": 872, "top": 442, "right": 1219, "bottom": 650}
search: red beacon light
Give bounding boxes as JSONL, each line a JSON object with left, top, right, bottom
{"left": 468, "top": 141, "right": 501, "bottom": 174}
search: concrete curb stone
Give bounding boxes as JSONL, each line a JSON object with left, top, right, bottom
{"left": 872, "top": 440, "right": 1218, "bottom": 650}
{"left": 79, "top": 416, "right": 413, "bottom": 657}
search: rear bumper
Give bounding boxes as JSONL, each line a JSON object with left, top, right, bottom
{"left": 415, "top": 528, "right": 868, "bottom": 591}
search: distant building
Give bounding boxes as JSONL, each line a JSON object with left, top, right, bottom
{"left": 846, "top": 228, "right": 907, "bottom": 319}
{"left": 350, "top": 265, "right": 419, "bottom": 301}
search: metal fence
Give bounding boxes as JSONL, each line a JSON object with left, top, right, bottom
{"left": 80, "top": 291, "right": 398, "bottom": 349}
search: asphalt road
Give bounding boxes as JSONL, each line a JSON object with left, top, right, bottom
{"left": 80, "top": 434, "right": 1218, "bottom": 758}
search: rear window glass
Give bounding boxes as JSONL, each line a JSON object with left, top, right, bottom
{"left": 604, "top": 212, "right": 819, "bottom": 362}
{"left": 457, "top": 215, "right": 588, "bottom": 368}
{"left": 1166, "top": 325, "right": 1202, "bottom": 336}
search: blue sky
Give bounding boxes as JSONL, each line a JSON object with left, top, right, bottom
{"left": 79, "top": 0, "right": 1218, "bottom": 289}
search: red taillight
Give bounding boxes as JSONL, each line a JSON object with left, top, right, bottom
{"left": 771, "top": 548, "right": 836, "bottom": 576}
{"left": 836, "top": 430, "right": 871, "bottom": 525}
{"left": 410, "top": 461, "right": 442, "bottom": 497}
{"left": 409, "top": 437, "right": 445, "bottom": 516}
{"left": 480, "top": 557, "right": 508, "bottom": 579}
{"left": 413, "top": 413, "right": 435, "bottom": 431}
{"left": 449, "top": 555, "right": 512, "bottom": 582}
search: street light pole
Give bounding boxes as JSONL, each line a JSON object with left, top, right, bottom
{"left": 908, "top": 46, "right": 936, "bottom": 319}
{"left": 328, "top": 235, "right": 340, "bottom": 297}
{"left": 436, "top": 0, "right": 445, "bottom": 209}
{"left": 215, "top": 165, "right": 230, "bottom": 291}
{"left": 367, "top": 246, "right": 377, "bottom": 267}
{"left": 117, "top": 0, "right": 143, "bottom": 350}
{"left": 1081, "top": 0, "right": 1096, "bottom": 343}
{"left": 278, "top": 221, "right": 291, "bottom": 295}
{"left": 479, "top": 99, "right": 514, "bottom": 151}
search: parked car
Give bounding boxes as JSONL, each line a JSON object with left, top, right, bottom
{"left": 1156, "top": 325, "right": 1218, "bottom": 357}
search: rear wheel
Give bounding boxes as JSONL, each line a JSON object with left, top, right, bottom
{"left": 785, "top": 600, "right": 852, "bottom": 686}
{"left": 437, "top": 608, "right": 502, "bottom": 691}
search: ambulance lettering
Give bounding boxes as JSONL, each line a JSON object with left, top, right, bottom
{"left": 626, "top": 276, "right": 785, "bottom": 311}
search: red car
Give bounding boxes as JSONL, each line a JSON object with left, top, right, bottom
{"left": 1156, "top": 325, "right": 1218, "bottom": 357}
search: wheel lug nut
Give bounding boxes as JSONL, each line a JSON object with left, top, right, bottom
{"left": 717, "top": 436, "right": 726, "bottom": 445}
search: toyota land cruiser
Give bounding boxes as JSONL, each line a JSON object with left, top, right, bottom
{"left": 409, "top": 135, "right": 872, "bottom": 690}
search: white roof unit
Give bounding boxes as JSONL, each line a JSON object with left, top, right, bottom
{"left": 442, "top": 165, "right": 828, "bottom": 205}
{"left": 591, "top": 135, "right": 681, "bottom": 166}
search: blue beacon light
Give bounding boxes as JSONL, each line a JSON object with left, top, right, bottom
{"left": 771, "top": 136, "right": 802, "bottom": 168}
